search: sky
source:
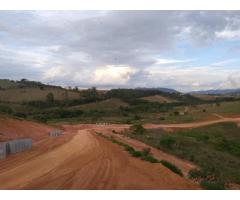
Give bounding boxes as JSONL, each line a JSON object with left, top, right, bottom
{"left": 0, "top": 11, "right": 240, "bottom": 92}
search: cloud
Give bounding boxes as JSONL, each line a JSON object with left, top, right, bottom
{"left": 1, "top": 11, "right": 240, "bottom": 91}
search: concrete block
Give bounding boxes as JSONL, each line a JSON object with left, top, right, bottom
{"left": 0, "top": 142, "right": 6, "bottom": 160}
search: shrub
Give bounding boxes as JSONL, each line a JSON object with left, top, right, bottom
{"left": 46, "top": 92, "right": 54, "bottom": 104}
{"left": 0, "top": 105, "right": 13, "bottom": 114}
{"left": 189, "top": 169, "right": 206, "bottom": 179}
{"left": 14, "top": 112, "right": 27, "bottom": 118}
{"left": 160, "top": 135, "right": 176, "bottom": 149}
{"left": 200, "top": 181, "right": 225, "bottom": 190}
{"left": 130, "top": 123, "right": 146, "bottom": 135}
{"left": 142, "top": 155, "right": 159, "bottom": 163}
{"left": 131, "top": 151, "right": 143, "bottom": 158}
{"left": 160, "top": 160, "right": 183, "bottom": 176}
{"left": 142, "top": 148, "right": 151, "bottom": 156}
{"left": 174, "top": 111, "right": 179, "bottom": 116}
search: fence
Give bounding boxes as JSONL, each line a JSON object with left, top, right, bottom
{"left": 0, "top": 138, "right": 32, "bottom": 160}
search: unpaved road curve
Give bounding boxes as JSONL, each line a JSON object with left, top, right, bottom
{"left": 0, "top": 128, "right": 198, "bottom": 189}
{"left": 144, "top": 117, "right": 240, "bottom": 129}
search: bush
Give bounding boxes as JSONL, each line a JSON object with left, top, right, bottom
{"left": 189, "top": 169, "right": 206, "bottom": 179}
{"left": 160, "top": 135, "right": 176, "bottom": 149}
{"left": 14, "top": 112, "right": 27, "bottom": 118}
{"left": 142, "top": 148, "right": 151, "bottom": 156}
{"left": 200, "top": 181, "right": 225, "bottom": 190}
{"left": 142, "top": 155, "right": 159, "bottom": 163}
{"left": 160, "top": 160, "right": 183, "bottom": 176}
{"left": 46, "top": 92, "right": 54, "bottom": 104}
{"left": 130, "top": 123, "right": 146, "bottom": 135}
{"left": 131, "top": 151, "right": 143, "bottom": 158}
{"left": 174, "top": 111, "right": 179, "bottom": 116}
{"left": 0, "top": 105, "right": 13, "bottom": 114}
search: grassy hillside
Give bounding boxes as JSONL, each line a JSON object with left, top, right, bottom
{"left": 70, "top": 98, "right": 129, "bottom": 111}
{"left": 126, "top": 122, "right": 240, "bottom": 189}
{"left": 191, "top": 94, "right": 217, "bottom": 101}
{"left": 0, "top": 79, "right": 239, "bottom": 125}
{"left": 0, "top": 87, "right": 80, "bottom": 102}
{"left": 0, "top": 79, "right": 18, "bottom": 89}
{"left": 141, "top": 95, "right": 177, "bottom": 103}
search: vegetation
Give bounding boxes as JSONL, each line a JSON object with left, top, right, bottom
{"left": 96, "top": 132, "right": 183, "bottom": 175}
{"left": 126, "top": 122, "right": 240, "bottom": 188}
{"left": 1, "top": 79, "right": 240, "bottom": 125}
{"left": 130, "top": 123, "right": 146, "bottom": 135}
{"left": 160, "top": 160, "right": 183, "bottom": 176}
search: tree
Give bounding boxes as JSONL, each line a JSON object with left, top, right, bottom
{"left": 82, "top": 87, "right": 99, "bottom": 101}
{"left": 130, "top": 123, "right": 146, "bottom": 135}
{"left": 46, "top": 92, "right": 54, "bottom": 104}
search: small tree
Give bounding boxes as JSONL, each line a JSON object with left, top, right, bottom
{"left": 130, "top": 123, "right": 146, "bottom": 135}
{"left": 46, "top": 92, "right": 54, "bottom": 104}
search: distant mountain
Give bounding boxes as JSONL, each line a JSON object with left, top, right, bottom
{"left": 190, "top": 88, "right": 240, "bottom": 95}
{"left": 136, "top": 87, "right": 179, "bottom": 93}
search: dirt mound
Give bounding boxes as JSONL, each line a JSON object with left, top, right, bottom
{"left": 0, "top": 116, "right": 53, "bottom": 142}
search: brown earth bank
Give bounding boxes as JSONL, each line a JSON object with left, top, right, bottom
{"left": 0, "top": 119, "right": 199, "bottom": 190}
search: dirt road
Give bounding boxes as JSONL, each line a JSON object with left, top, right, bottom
{"left": 0, "top": 126, "right": 198, "bottom": 189}
{"left": 144, "top": 116, "right": 240, "bottom": 129}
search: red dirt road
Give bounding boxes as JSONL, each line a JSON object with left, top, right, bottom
{"left": 0, "top": 120, "right": 199, "bottom": 189}
{"left": 144, "top": 116, "right": 240, "bottom": 129}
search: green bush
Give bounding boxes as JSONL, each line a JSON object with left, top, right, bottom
{"left": 142, "top": 148, "right": 151, "bottom": 156}
{"left": 200, "top": 181, "right": 225, "bottom": 190}
{"left": 130, "top": 123, "right": 146, "bottom": 135}
{"left": 142, "top": 155, "right": 159, "bottom": 163}
{"left": 0, "top": 105, "right": 13, "bottom": 114}
{"left": 160, "top": 160, "right": 183, "bottom": 176}
{"left": 160, "top": 135, "right": 176, "bottom": 149}
{"left": 188, "top": 169, "right": 206, "bottom": 179}
{"left": 131, "top": 151, "right": 143, "bottom": 158}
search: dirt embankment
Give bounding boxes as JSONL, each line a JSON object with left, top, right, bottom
{"left": 0, "top": 116, "right": 53, "bottom": 142}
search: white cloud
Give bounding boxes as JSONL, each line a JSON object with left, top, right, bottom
{"left": 216, "top": 29, "right": 240, "bottom": 39}
{"left": 92, "top": 65, "right": 136, "bottom": 85}
{"left": 1, "top": 11, "right": 240, "bottom": 91}
{"left": 43, "top": 66, "right": 70, "bottom": 79}
{"left": 155, "top": 58, "right": 193, "bottom": 65}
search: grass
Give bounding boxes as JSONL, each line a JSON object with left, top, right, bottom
{"left": 126, "top": 122, "right": 240, "bottom": 188}
{"left": 96, "top": 132, "right": 183, "bottom": 175}
{"left": 141, "top": 95, "right": 176, "bottom": 103}
{"left": 0, "top": 87, "right": 80, "bottom": 102}
{"left": 69, "top": 98, "right": 129, "bottom": 111}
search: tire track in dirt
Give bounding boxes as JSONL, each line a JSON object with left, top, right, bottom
{"left": 0, "top": 127, "right": 199, "bottom": 189}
